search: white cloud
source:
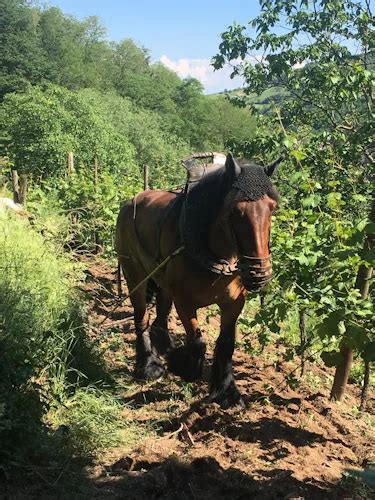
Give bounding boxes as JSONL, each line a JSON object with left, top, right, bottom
{"left": 159, "top": 55, "right": 244, "bottom": 94}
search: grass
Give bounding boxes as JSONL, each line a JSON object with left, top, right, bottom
{"left": 0, "top": 212, "right": 148, "bottom": 483}
{"left": 49, "top": 386, "right": 149, "bottom": 458}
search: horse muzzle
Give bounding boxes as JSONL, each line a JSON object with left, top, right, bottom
{"left": 237, "top": 254, "right": 272, "bottom": 292}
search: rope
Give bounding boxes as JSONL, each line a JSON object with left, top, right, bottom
{"left": 97, "top": 245, "right": 185, "bottom": 327}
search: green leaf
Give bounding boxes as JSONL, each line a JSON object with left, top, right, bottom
{"left": 321, "top": 350, "right": 343, "bottom": 367}
{"left": 362, "top": 342, "right": 375, "bottom": 362}
{"left": 282, "top": 137, "right": 295, "bottom": 149}
{"left": 290, "top": 149, "right": 307, "bottom": 161}
{"left": 297, "top": 254, "right": 309, "bottom": 265}
{"left": 364, "top": 248, "right": 375, "bottom": 264}
{"left": 317, "top": 311, "right": 345, "bottom": 339}
{"left": 329, "top": 75, "right": 340, "bottom": 84}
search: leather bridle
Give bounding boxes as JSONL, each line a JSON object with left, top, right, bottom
{"left": 237, "top": 254, "right": 273, "bottom": 292}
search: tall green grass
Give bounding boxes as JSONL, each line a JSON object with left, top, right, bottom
{"left": 0, "top": 214, "right": 83, "bottom": 457}
{"left": 0, "top": 214, "right": 141, "bottom": 471}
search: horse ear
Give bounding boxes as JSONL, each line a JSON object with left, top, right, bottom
{"left": 264, "top": 157, "right": 283, "bottom": 177}
{"left": 225, "top": 152, "right": 241, "bottom": 180}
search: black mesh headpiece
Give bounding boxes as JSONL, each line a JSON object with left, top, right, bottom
{"left": 232, "top": 165, "right": 273, "bottom": 201}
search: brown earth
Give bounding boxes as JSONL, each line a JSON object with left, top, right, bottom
{"left": 81, "top": 258, "right": 374, "bottom": 500}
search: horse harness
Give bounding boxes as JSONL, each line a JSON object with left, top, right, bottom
{"left": 133, "top": 153, "right": 273, "bottom": 290}
{"left": 162, "top": 157, "right": 272, "bottom": 289}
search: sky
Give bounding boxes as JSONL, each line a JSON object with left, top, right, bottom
{"left": 46, "top": 0, "right": 262, "bottom": 93}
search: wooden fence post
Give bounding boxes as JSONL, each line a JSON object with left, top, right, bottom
{"left": 143, "top": 164, "right": 149, "bottom": 190}
{"left": 19, "top": 174, "right": 28, "bottom": 206}
{"left": 11, "top": 169, "right": 20, "bottom": 204}
{"left": 67, "top": 152, "right": 74, "bottom": 175}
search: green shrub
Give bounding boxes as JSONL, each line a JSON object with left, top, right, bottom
{"left": 2, "top": 84, "right": 137, "bottom": 178}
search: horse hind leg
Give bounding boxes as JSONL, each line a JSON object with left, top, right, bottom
{"left": 123, "top": 265, "right": 165, "bottom": 380}
{"left": 150, "top": 288, "right": 174, "bottom": 356}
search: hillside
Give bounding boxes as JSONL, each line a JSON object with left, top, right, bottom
{"left": 209, "top": 86, "right": 288, "bottom": 115}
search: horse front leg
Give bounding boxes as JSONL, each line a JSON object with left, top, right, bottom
{"left": 167, "top": 301, "right": 206, "bottom": 382}
{"left": 207, "top": 296, "right": 245, "bottom": 409}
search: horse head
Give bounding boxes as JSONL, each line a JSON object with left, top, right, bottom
{"left": 224, "top": 153, "right": 281, "bottom": 292}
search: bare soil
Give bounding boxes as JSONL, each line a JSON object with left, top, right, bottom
{"left": 81, "top": 258, "right": 374, "bottom": 500}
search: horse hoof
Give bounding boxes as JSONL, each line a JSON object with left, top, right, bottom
{"left": 135, "top": 356, "right": 165, "bottom": 381}
{"left": 206, "top": 385, "right": 245, "bottom": 409}
{"left": 167, "top": 343, "right": 205, "bottom": 382}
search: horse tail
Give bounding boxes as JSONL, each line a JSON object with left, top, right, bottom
{"left": 146, "top": 278, "right": 158, "bottom": 305}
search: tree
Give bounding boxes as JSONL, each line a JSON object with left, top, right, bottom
{"left": 2, "top": 85, "right": 136, "bottom": 177}
{"left": 39, "top": 8, "right": 111, "bottom": 90}
{"left": 214, "top": 0, "right": 374, "bottom": 401}
{"left": 0, "top": 0, "right": 49, "bottom": 98}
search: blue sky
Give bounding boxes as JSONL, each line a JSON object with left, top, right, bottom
{"left": 47, "top": 0, "right": 262, "bottom": 93}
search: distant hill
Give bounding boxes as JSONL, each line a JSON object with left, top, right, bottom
{"left": 208, "top": 86, "right": 288, "bottom": 115}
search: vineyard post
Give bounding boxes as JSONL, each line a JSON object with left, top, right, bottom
{"left": 330, "top": 199, "right": 374, "bottom": 402}
{"left": 11, "top": 169, "right": 19, "bottom": 204}
{"left": 359, "top": 361, "right": 371, "bottom": 412}
{"left": 19, "top": 174, "right": 28, "bottom": 206}
{"left": 143, "top": 164, "right": 149, "bottom": 190}
{"left": 67, "top": 152, "right": 74, "bottom": 175}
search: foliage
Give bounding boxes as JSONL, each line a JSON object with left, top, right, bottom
{"left": 0, "top": 1, "right": 257, "bottom": 153}
{"left": 2, "top": 84, "right": 136, "bottom": 177}
{"left": 214, "top": 0, "right": 374, "bottom": 385}
{"left": 51, "top": 167, "right": 141, "bottom": 253}
{"left": 78, "top": 89, "right": 189, "bottom": 188}
{"left": 0, "top": 0, "right": 50, "bottom": 97}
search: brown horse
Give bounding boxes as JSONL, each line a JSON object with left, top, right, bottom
{"left": 116, "top": 153, "right": 280, "bottom": 408}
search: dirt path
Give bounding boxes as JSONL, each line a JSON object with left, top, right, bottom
{"left": 83, "top": 258, "right": 374, "bottom": 499}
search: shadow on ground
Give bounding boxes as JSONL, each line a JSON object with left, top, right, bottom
{"left": 93, "top": 455, "right": 338, "bottom": 499}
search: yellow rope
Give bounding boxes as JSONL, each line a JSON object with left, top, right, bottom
{"left": 98, "top": 245, "right": 185, "bottom": 327}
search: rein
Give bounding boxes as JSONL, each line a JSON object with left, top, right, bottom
{"left": 100, "top": 245, "right": 185, "bottom": 326}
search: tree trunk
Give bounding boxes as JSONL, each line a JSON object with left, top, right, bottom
{"left": 359, "top": 361, "right": 371, "bottom": 412}
{"left": 299, "top": 309, "right": 306, "bottom": 377}
{"left": 330, "top": 200, "right": 374, "bottom": 401}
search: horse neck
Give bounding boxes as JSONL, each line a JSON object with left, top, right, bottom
{"left": 208, "top": 210, "right": 238, "bottom": 263}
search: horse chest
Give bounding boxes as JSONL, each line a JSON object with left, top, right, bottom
{"left": 166, "top": 256, "right": 245, "bottom": 308}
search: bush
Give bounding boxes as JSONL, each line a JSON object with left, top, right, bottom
{"left": 2, "top": 84, "right": 137, "bottom": 178}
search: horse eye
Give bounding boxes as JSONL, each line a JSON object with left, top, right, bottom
{"left": 232, "top": 206, "right": 243, "bottom": 216}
